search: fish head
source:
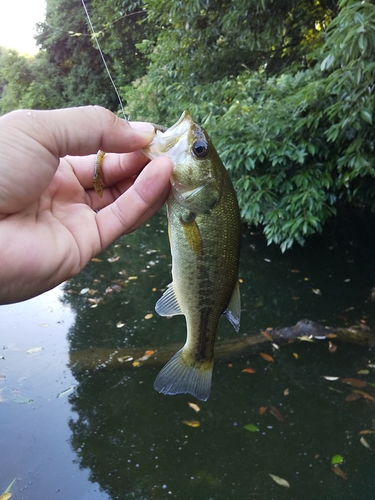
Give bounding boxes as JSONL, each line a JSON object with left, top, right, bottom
{"left": 143, "top": 110, "right": 223, "bottom": 213}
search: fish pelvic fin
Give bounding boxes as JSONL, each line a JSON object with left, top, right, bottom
{"left": 223, "top": 280, "right": 241, "bottom": 333}
{"left": 154, "top": 348, "right": 213, "bottom": 401}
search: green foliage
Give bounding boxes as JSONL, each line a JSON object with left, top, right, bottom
{"left": 1, "top": 0, "right": 375, "bottom": 250}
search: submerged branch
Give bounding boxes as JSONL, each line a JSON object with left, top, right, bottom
{"left": 69, "top": 319, "right": 375, "bottom": 371}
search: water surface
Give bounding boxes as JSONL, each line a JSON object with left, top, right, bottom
{"left": 1, "top": 210, "right": 375, "bottom": 499}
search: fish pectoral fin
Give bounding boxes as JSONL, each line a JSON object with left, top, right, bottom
{"left": 154, "top": 348, "right": 213, "bottom": 401}
{"left": 223, "top": 280, "right": 241, "bottom": 333}
{"left": 179, "top": 215, "right": 203, "bottom": 256}
{"left": 155, "top": 282, "right": 183, "bottom": 316}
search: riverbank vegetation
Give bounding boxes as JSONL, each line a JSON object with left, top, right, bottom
{"left": 1, "top": 0, "right": 374, "bottom": 250}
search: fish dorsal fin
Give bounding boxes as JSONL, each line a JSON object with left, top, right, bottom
{"left": 223, "top": 280, "right": 241, "bottom": 333}
{"left": 155, "top": 283, "right": 183, "bottom": 316}
{"left": 179, "top": 216, "right": 203, "bottom": 257}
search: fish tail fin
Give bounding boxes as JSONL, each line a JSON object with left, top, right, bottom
{"left": 154, "top": 348, "right": 213, "bottom": 401}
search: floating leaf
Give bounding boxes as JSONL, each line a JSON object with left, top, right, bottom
{"left": 259, "top": 406, "right": 267, "bottom": 415}
{"left": 357, "top": 369, "right": 370, "bottom": 375}
{"left": 26, "top": 347, "right": 43, "bottom": 354}
{"left": 292, "top": 352, "right": 299, "bottom": 359}
{"left": 242, "top": 368, "right": 256, "bottom": 374}
{"left": 331, "top": 454, "right": 344, "bottom": 465}
{"left": 57, "top": 386, "right": 75, "bottom": 398}
{"left": 269, "top": 406, "right": 284, "bottom": 423}
{"left": 322, "top": 376, "right": 340, "bottom": 381}
{"left": 341, "top": 377, "right": 367, "bottom": 388}
{"left": 268, "top": 474, "right": 290, "bottom": 488}
{"left": 91, "top": 257, "right": 102, "bottom": 263}
{"left": 359, "top": 430, "right": 375, "bottom": 435}
{"left": 183, "top": 420, "right": 200, "bottom": 428}
{"left": 132, "top": 361, "right": 141, "bottom": 367}
{"left": 298, "top": 335, "right": 314, "bottom": 342}
{"left": 360, "top": 436, "right": 371, "bottom": 449}
{"left": 345, "top": 392, "right": 362, "bottom": 402}
{"left": 128, "top": 276, "right": 138, "bottom": 280}
{"left": 328, "top": 341, "right": 337, "bottom": 353}
{"left": 326, "top": 333, "right": 338, "bottom": 339}
{"left": 116, "top": 321, "right": 125, "bottom": 328}
{"left": 284, "top": 388, "right": 290, "bottom": 396}
{"left": 144, "top": 313, "right": 153, "bottom": 320}
{"left": 244, "top": 424, "right": 259, "bottom": 432}
{"left": 107, "top": 256, "right": 120, "bottom": 263}
{"left": 260, "top": 330, "right": 273, "bottom": 341}
{"left": 259, "top": 352, "right": 274, "bottom": 362}
{"left": 352, "top": 389, "right": 375, "bottom": 402}
{"left": 117, "top": 355, "right": 133, "bottom": 363}
{"left": 332, "top": 465, "right": 347, "bottom": 481}
{"left": 188, "top": 402, "right": 200, "bottom": 412}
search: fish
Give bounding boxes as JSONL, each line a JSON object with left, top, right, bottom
{"left": 142, "top": 110, "right": 241, "bottom": 401}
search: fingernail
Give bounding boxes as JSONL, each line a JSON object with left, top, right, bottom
{"left": 129, "top": 121, "right": 155, "bottom": 133}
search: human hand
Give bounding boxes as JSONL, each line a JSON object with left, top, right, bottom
{"left": 0, "top": 106, "right": 173, "bottom": 304}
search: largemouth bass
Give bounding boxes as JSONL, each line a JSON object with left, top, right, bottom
{"left": 143, "top": 111, "right": 241, "bottom": 401}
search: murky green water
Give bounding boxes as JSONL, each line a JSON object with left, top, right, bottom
{"left": 1, "top": 209, "right": 375, "bottom": 499}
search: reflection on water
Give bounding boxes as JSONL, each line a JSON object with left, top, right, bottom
{"left": 1, "top": 210, "right": 375, "bottom": 499}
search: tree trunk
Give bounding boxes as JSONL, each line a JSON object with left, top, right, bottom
{"left": 69, "top": 319, "right": 375, "bottom": 371}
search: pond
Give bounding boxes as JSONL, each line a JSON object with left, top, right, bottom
{"left": 1, "top": 209, "right": 375, "bottom": 499}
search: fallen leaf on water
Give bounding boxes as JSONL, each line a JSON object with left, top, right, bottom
{"left": 0, "top": 478, "right": 16, "bottom": 500}
{"left": 144, "top": 313, "right": 153, "bottom": 320}
{"left": 290, "top": 269, "right": 300, "bottom": 273}
{"left": 292, "top": 352, "right": 299, "bottom": 359}
{"left": 352, "top": 389, "right": 375, "bottom": 402}
{"left": 332, "top": 465, "right": 347, "bottom": 481}
{"left": 322, "top": 376, "right": 340, "bottom": 381}
{"left": 269, "top": 406, "right": 284, "bottom": 423}
{"left": 132, "top": 361, "right": 140, "bottom": 367}
{"left": 259, "top": 406, "right": 267, "bottom": 415}
{"left": 57, "top": 386, "right": 76, "bottom": 398}
{"left": 345, "top": 392, "right": 363, "bottom": 402}
{"left": 298, "top": 335, "right": 314, "bottom": 342}
{"left": 326, "top": 333, "right": 338, "bottom": 339}
{"left": 116, "top": 321, "right": 125, "bottom": 328}
{"left": 128, "top": 276, "right": 138, "bottom": 280}
{"left": 331, "top": 454, "right": 344, "bottom": 465}
{"left": 107, "top": 256, "right": 120, "bottom": 263}
{"left": 284, "top": 388, "right": 290, "bottom": 396}
{"left": 26, "top": 347, "right": 43, "bottom": 354}
{"left": 341, "top": 377, "right": 367, "bottom": 388}
{"left": 268, "top": 474, "right": 290, "bottom": 488}
{"left": 260, "top": 330, "right": 273, "bottom": 341}
{"left": 91, "top": 257, "right": 102, "bottom": 263}
{"left": 259, "top": 352, "right": 274, "bottom": 363}
{"left": 244, "top": 424, "right": 259, "bottom": 432}
{"left": 328, "top": 341, "right": 337, "bottom": 353}
{"left": 188, "top": 402, "right": 200, "bottom": 412}
{"left": 117, "top": 355, "right": 133, "bottom": 363}
{"left": 359, "top": 430, "right": 375, "bottom": 435}
{"left": 360, "top": 436, "right": 371, "bottom": 449}
{"left": 183, "top": 420, "right": 200, "bottom": 428}
{"left": 242, "top": 368, "right": 256, "bottom": 374}
{"left": 357, "top": 369, "right": 370, "bottom": 375}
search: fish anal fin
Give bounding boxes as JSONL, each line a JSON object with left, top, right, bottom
{"left": 155, "top": 283, "right": 182, "bottom": 316}
{"left": 179, "top": 216, "right": 203, "bottom": 257}
{"left": 154, "top": 348, "right": 213, "bottom": 401}
{"left": 223, "top": 280, "right": 241, "bottom": 333}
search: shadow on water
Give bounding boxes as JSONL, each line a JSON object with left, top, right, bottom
{"left": 1, "top": 209, "right": 375, "bottom": 499}
{"left": 62, "top": 208, "right": 375, "bottom": 500}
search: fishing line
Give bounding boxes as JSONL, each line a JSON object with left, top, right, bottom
{"left": 81, "top": 0, "right": 127, "bottom": 119}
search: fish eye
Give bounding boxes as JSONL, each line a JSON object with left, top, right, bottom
{"left": 192, "top": 140, "right": 208, "bottom": 159}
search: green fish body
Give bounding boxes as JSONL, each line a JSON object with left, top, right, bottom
{"left": 143, "top": 111, "right": 241, "bottom": 401}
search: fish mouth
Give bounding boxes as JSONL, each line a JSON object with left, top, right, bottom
{"left": 142, "top": 110, "right": 194, "bottom": 163}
